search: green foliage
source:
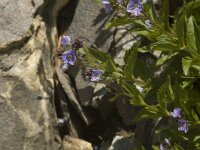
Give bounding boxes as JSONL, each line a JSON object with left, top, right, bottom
{"left": 86, "top": 0, "right": 200, "bottom": 148}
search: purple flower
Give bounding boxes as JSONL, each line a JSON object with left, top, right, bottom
{"left": 62, "top": 50, "right": 76, "bottom": 66}
{"left": 159, "top": 144, "right": 164, "bottom": 150}
{"left": 102, "top": 0, "right": 109, "bottom": 4}
{"left": 178, "top": 119, "right": 189, "bottom": 133}
{"left": 127, "top": 0, "right": 143, "bottom": 16}
{"left": 102, "top": 0, "right": 112, "bottom": 13}
{"left": 72, "top": 38, "right": 83, "bottom": 49}
{"left": 91, "top": 70, "right": 102, "bottom": 81}
{"left": 145, "top": 20, "right": 152, "bottom": 28}
{"left": 60, "top": 35, "right": 71, "bottom": 46}
{"left": 171, "top": 108, "right": 181, "bottom": 118}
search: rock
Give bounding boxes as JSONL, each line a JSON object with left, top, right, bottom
{"left": 63, "top": 136, "right": 93, "bottom": 150}
{"left": 56, "top": 67, "right": 93, "bottom": 126}
{"left": 65, "top": 0, "right": 112, "bottom": 51}
{"left": 108, "top": 134, "right": 134, "bottom": 150}
{"left": 0, "top": 0, "right": 70, "bottom": 149}
{"left": 134, "top": 119, "right": 158, "bottom": 149}
{"left": 67, "top": 65, "right": 95, "bottom": 106}
{"left": 92, "top": 83, "right": 116, "bottom": 120}
{"left": 0, "top": 0, "right": 43, "bottom": 47}
{"left": 116, "top": 97, "right": 139, "bottom": 126}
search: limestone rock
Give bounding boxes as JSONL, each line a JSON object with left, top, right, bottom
{"left": 0, "top": 0, "right": 70, "bottom": 149}
{"left": 116, "top": 97, "right": 139, "bottom": 126}
{"left": 92, "top": 83, "right": 115, "bottom": 120}
{"left": 67, "top": 65, "right": 95, "bottom": 106}
{"left": 108, "top": 135, "right": 134, "bottom": 150}
{"left": 0, "top": 0, "right": 43, "bottom": 47}
{"left": 63, "top": 136, "right": 93, "bottom": 150}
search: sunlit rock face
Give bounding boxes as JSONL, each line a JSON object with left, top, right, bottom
{"left": 0, "top": 0, "right": 69, "bottom": 149}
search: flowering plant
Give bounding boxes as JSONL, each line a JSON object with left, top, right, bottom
{"left": 59, "top": 0, "right": 200, "bottom": 149}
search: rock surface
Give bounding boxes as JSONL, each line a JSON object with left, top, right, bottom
{"left": 108, "top": 135, "right": 134, "bottom": 150}
{"left": 0, "top": 0, "right": 43, "bottom": 46}
{"left": 0, "top": 0, "right": 140, "bottom": 149}
{"left": 0, "top": 0, "right": 69, "bottom": 149}
{"left": 63, "top": 136, "right": 93, "bottom": 150}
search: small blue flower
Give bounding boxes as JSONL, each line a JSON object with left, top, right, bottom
{"left": 159, "top": 144, "right": 164, "bottom": 150}
{"left": 178, "top": 119, "right": 189, "bottom": 133}
{"left": 145, "top": 20, "right": 152, "bottom": 28}
{"left": 72, "top": 38, "right": 83, "bottom": 49}
{"left": 127, "top": 0, "right": 143, "bottom": 16}
{"left": 102, "top": 0, "right": 112, "bottom": 13}
{"left": 60, "top": 35, "right": 71, "bottom": 46}
{"left": 171, "top": 108, "right": 181, "bottom": 118}
{"left": 91, "top": 70, "right": 102, "bottom": 81}
{"left": 62, "top": 50, "right": 76, "bottom": 66}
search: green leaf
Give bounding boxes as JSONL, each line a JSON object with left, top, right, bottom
{"left": 122, "top": 81, "right": 146, "bottom": 106}
{"left": 105, "top": 16, "right": 134, "bottom": 29}
{"left": 152, "top": 145, "right": 160, "bottom": 150}
{"left": 191, "top": 56, "right": 200, "bottom": 71}
{"left": 162, "top": 0, "right": 170, "bottom": 30}
{"left": 173, "top": 143, "right": 184, "bottom": 150}
{"left": 104, "top": 55, "right": 119, "bottom": 72}
{"left": 151, "top": 34, "right": 179, "bottom": 51}
{"left": 176, "top": 14, "right": 186, "bottom": 49}
{"left": 156, "top": 52, "right": 178, "bottom": 66}
{"left": 124, "top": 43, "right": 139, "bottom": 81}
{"left": 182, "top": 57, "right": 192, "bottom": 76}
{"left": 133, "top": 106, "right": 160, "bottom": 121}
{"left": 108, "top": 94, "right": 122, "bottom": 102}
{"left": 157, "top": 77, "right": 174, "bottom": 109}
{"left": 143, "top": 2, "right": 157, "bottom": 22}
{"left": 87, "top": 48, "right": 108, "bottom": 62}
{"left": 197, "top": 103, "right": 200, "bottom": 114}
{"left": 186, "top": 16, "right": 200, "bottom": 54}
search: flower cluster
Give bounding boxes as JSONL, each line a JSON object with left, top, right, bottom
{"left": 59, "top": 35, "right": 102, "bottom": 81}
{"left": 171, "top": 108, "right": 189, "bottom": 133}
{"left": 102, "top": 0, "right": 112, "bottom": 13}
{"left": 59, "top": 35, "right": 76, "bottom": 69}
{"left": 59, "top": 36, "right": 85, "bottom": 69}
{"left": 102, "top": 0, "right": 144, "bottom": 16}
{"left": 127, "top": 0, "right": 143, "bottom": 16}
{"left": 85, "top": 69, "right": 102, "bottom": 82}
{"left": 145, "top": 20, "right": 152, "bottom": 29}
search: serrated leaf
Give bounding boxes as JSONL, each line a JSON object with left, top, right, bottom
{"left": 104, "top": 55, "right": 118, "bottom": 72}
